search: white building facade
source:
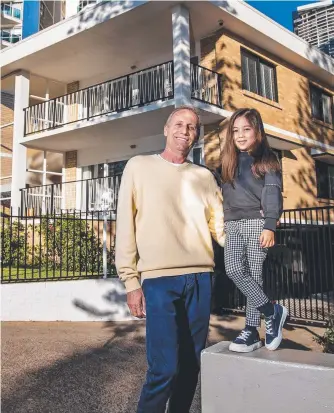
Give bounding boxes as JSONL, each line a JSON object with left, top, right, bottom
{"left": 1, "top": 0, "right": 333, "bottom": 215}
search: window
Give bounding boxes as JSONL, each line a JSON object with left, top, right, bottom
{"left": 26, "top": 150, "right": 63, "bottom": 188}
{"left": 108, "top": 160, "right": 127, "bottom": 176}
{"left": 189, "top": 142, "right": 205, "bottom": 166}
{"left": 241, "top": 49, "right": 278, "bottom": 102}
{"left": 190, "top": 56, "right": 199, "bottom": 65}
{"left": 82, "top": 160, "right": 127, "bottom": 180}
{"left": 315, "top": 161, "right": 334, "bottom": 200}
{"left": 310, "top": 84, "right": 333, "bottom": 125}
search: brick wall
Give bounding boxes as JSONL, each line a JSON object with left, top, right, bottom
{"left": 1, "top": 92, "right": 14, "bottom": 124}
{"left": 64, "top": 150, "right": 77, "bottom": 209}
{"left": 67, "top": 81, "right": 79, "bottom": 94}
{"left": 201, "top": 29, "right": 334, "bottom": 209}
{"left": 282, "top": 147, "right": 334, "bottom": 209}
{"left": 200, "top": 29, "right": 333, "bottom": 144}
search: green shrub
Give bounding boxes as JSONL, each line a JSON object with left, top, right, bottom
{"left": 1, "top": 220, "right": 32, "bottom": 266}
{"left": 1, "top": 215, "right": 115, "bottom": 276}
{"left": 315, "top": 314, "right": 334, "bottom": 354}
{"left": 36, "top": 215, "right": 114, "bottom": 274}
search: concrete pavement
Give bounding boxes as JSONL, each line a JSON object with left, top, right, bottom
{"left": 1, "top": 315, "right": 324, "bottom": 413}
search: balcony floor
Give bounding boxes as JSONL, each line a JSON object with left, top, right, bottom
{"left": 22, "top": 98, "right": 226, "bottom": 152}
{"left": 22, "top": 102, "right": 176, "bottom": 152}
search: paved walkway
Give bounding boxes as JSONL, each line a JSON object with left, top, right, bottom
{"left": 1, "top": 315, "right": 325, "bottom": 413}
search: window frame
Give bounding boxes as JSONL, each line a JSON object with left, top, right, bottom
{"left": 315, "top": 160, "right": 334, "bottom": 200}
{"left": 241, "top": 48, "right": 278, "bottom": 103}
{"left": 188, "top": 139, "right": 205, "bottom": 166}
{"left": 309, "top": 83, "right": 334, "bottom": 126}
{"left": 26, "top": 150, "right": 64, "bottom": 188}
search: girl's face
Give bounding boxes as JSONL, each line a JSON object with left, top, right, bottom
{"left": 232, "top": 116, "right": 257, "bottom": 152}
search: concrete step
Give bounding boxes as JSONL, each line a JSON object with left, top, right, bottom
{"left": 201, "top": 341, "right": 334, "bottom": 413}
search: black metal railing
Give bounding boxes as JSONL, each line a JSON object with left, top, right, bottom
{"left": 2, "top": 205, "right": 334, "bottom": 324}
{"left": 214, "top": 206, "right": 334, "bottom": 323}
{"left": 1, "top": 208, "right": 117, "bottom": 283}
{"left": 191, "top": 64, "right": 222, "bottom": 107}
{"left": 20, "top": 174, "right": 122, "bottom": 215}
{"left": 23, "top": 61, "right": 223, "bottom": 135}
{"left": 24, "top": 61, "right": 174, "bottom": 135}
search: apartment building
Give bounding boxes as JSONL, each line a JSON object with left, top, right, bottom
{"left": 0, "top": 1, "right": 66, "bottom": 48}
{"left": 293, "top": 0, "right": 334, "bottom": 58}
{"left": 1, "top": 1, "right": 23, "bottom": 49}
{"left": 0, "top": 0, "right": 67, "bottom": 207}
{"left": 0, "top": 0, "right": 333, "bottom": 214}
{"left": 0, "top": 0, "right": 101, "bottom": 207}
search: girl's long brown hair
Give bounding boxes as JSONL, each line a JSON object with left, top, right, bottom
{"left": 221, "top": 108, "right": 280, "bottom": 184}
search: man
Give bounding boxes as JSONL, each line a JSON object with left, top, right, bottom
{"left": 115, "top": 106, "right": 225, "bottom": 413}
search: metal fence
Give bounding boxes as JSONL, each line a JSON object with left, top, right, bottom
{"left": 1, "top": 209, "right": 117, "bottom": 282}
{"left": 20, "top": 173, "right": 122, "bottom": 215}
{"left": 2, "top": 206, "right": 333, "bottom": 323}
{"left": 213, "top": 206, "right": 334, "bottom": 323}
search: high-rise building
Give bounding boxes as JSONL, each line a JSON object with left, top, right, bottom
{"left": 293, "top": 0, "right": 334, "bottom": 57}
{"left": 1, "top": 1, "right": 67, "bottom": 48}
{"left": 1, "top": 1, "right": 23, "bottom": 48}
{"left": 22, "top": 1, "right": 65, "bottom": 39}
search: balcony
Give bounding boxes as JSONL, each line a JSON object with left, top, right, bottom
{"left": 24, "top": 61, "right": 222, "bottom": 137}
{"left": 1, "top": 2, "right": 22, "bottom": 19}
{"left": 1, "top": 29, "right": 21, "bottom": 48}
{"left": 1, "top": 2, "right": 22, "bottom": 25}
{"left": 21, "top": 174, "right": 122, "bottom": 215}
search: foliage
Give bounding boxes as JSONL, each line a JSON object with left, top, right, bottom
{"left": 1, "top": 220, "right": 31, "bottom": 266}
{"left": 37, "top": 215, "right": 114, "bottom": 274}
{"left": 315, "top": 314, "right": 334, "bottom": 354}
{"left": 1, "top": 215, "right": 116, "bottom": 277}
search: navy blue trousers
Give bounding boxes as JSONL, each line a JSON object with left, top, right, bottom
{"left": 137, "top": 272, "right": 211, "bottom": 413}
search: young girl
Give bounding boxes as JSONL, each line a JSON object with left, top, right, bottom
{"left": 220, "top": 108, "right": 287, "bottom": 352}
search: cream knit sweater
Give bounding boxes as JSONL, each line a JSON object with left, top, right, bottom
{"left": 115, "top": 155, "right": 225, "bottom": 292}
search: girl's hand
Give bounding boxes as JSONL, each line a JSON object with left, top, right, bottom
{"left": 260, "top": 229, "right": 275, "bottom": 248}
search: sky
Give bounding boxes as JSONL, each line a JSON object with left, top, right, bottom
{"left": 246, "top": 1, "right": 324, "bottom": 31}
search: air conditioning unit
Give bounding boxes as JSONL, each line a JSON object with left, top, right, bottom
{"left": 164, "top": 80, "right": 172, "bottom": 95}
{"left": 132, "top": 88, "right": 140, "bottom": 105}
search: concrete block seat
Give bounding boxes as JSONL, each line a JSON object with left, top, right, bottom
{"left": 201, "top": 341, "right": 334, "bottom": 413}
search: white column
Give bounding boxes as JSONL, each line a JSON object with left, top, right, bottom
{"left": 172, "top": 4, "right": 191, "bottom": 107}
{"left": 11, "top": 71, "right": 30, "bottom": 214}
{"left": 65, "top": 0, "right": 80, "bottom": 18}
{"left": 75, "top": 166, "right": 82, "bottom": 210}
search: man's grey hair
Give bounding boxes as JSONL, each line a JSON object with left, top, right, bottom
{"left": 165, "top": 105, "right": 201, "bottom": 137}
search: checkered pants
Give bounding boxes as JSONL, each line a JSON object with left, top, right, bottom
{"left": 224, "top": 219, "right": 270, "bottom": 327}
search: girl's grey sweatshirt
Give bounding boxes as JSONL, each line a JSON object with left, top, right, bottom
{"left": 219, "top": 152, "right": 283, "bottom": 232}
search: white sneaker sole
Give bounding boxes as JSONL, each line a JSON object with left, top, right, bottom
{"left": 265, "top": 306, "right": 288, "bottom": 351}
{"left": 229, "top": 340, "right": 263, "bottom": 353}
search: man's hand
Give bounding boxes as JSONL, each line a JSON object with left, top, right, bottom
{"left": 259, "top": 229, "right": 275, "bottom": 248}
{"left": 127, "top": 288, "right": 146, "bottom": 318}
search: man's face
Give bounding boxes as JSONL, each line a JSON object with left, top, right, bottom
{"left": 164, "top": 109, "right": 199, "bottom": 156}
